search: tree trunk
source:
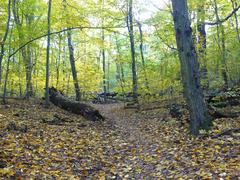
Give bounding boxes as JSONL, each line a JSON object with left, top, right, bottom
{"left": 213, "top": 0, "right": 229, "bottom": 88}
{"left": 107, "top": 57, "right": 110, "bottom": 92}
{"left": 196, "top": 2, "right": 209, "bottom": 89}
{"left": 3, "top": 24, "right": 13, "bottom": 104}
{"left": 49, "top": 87, "right": 104, "bottom": 121}
{"left": 231, "top": 0, "right": 240, "bottom": 42}
{"left": 114, "top": 33, "right": 125, "bottom": 97}
{"left": 45, "top": 0, "right": 52, "bottom": 107}
{"left": 0, "top": 0, "right": 11, "bottom": 84}
{"left": 56, "top": 34, "right": 62, "bottom": 88}
{"left": 101, "top": 0, "right": 107, "bottom": 103}
{"left": 102, "top": 29, "right": 107, "bottom": 103}
{"left": 12, "top": 0, "right": 33, "bottom": 99}
{"left": 17, "top": 53, "right": 22, "bottom": 97}
{"left": 127, "top": 0, "right": 138, "bottom": 103}
{"left": 67, "top": 30, "right": 81, "bottom": 101}
{"left": 171, "top": 0, "right": 212, "bottom": 135}
{"left": 137, "top": 21, "right": 149, "bottom": 91}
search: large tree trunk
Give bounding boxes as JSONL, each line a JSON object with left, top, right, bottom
{"left": 49, "top": 87, "right": 104, "bottom": 121}
{"left": 171, "top": 0, "right": 212, "bottom": 135}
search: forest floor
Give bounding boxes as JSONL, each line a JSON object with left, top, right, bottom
{"left": 0, "top": 99, "right": 239, "bottom": 179}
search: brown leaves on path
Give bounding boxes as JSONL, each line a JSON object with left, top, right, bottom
{"left": 0, "top": 100, "right": 239, "bottom": 179}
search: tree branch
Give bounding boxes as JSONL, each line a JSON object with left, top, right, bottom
{"left": 205, "top": 5, "right": 240, "bottom": 25}
{"left": 8, "top": 26, "right": 127, "bottom": 59}
{"left": 153, "top": 26, "right": 177, "bottom": 51}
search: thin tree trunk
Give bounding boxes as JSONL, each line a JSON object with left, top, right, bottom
{"left": 66, "top": 73, "right": 70, "bottom": 96}
{"left": 45, "top": 0, "right": 52, "bottom": 107}
{"left": 0, "top": 0, "right": 11, "bottom": 84}
{"left": 127, "top": 0, "right": 138, "bottom": 103}
{"left": 12, "top": 0, "right": 33, "bottom": 99}
{"left": 3, "top": 56, "right": 11, "bottom": 104}
{"left": 213, "top": 0, "right": 228, "bottom": 88}
{"left": 102, "top": 29, "right": 107, "bottom": 103}
{"left": 171, "top": 0, "right": 212, "bottom": 135}
{"left": 62, "top": 0, "right": 81, "bottom": 101}
{"left": 137, "top": 21, "right": 149, "bottom": 90}
{"left": 18, "top": 53, "right": 22, "bottom": 97}
{"left": 197, "top": 2, "right": 209, "bottom": 89}
{"left": 67, "top": 30, "right": 81, "bottom": 101}
{"left": 231, "top": 0, "right": 240, "bottom": 42}
{"left": 107, "top": 57, "right": 110, "bottom": 92}
{"left": 56, "top": 34, "right": 62, "bottom": 88}
{"left": 3, "top": 24, "right": 13, "bottom": 104}
{"left": 114, "top": 33, "right": 125, "bottom": 98}
{"left": 101, "top": 0, "right": 107, "bottom": 103}
{"left": 32, "top": 49, "right": 37, "bottom": 96}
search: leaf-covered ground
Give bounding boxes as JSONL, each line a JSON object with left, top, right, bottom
{"left": 0, "top": 100, "right": 239, "bottom": 179}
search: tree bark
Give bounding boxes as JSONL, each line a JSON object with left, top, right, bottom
{"left": 127, "top": 0, "right": 138, "bottom": 103}
{"left": 230, "top": 0, "right": 240, "bottom": 42}
{"left": 171, "top": 0, "right": 212, "bottom": 135}
{"left": 102, "top": 29, "right": 107, "bottom": 103}
{"left": 56, "top": 34, "right": 62, "bottom": 88}
{"left": 0, "top": 0, "right": 11, "bottom": 84}
{"left": 63, "top": 0, "right": 81, "bottom": 101}
{"left": 114, "top": 33, "right": 125, "bottom": 97}
{"left": 3, "top": 23, "right": 13, "bottom": 104}
{"left": 45, "top": 0, "right": 52, "bottom": 107}
{"left": 49, "top": 87, "right": 104, "bottom": 121}
{"left": 12, "top": 0, "right": 33, "bottom": 99}
{"left": 101, "top": 0, "right": 107, "bottom": 103}
{"left": 213, "top": 0, "right": 229, "bottom": 88}
{"left": 137, "top": 21, "right": 149, "bottom": 91}
{"left": 196, "top": 2, "right": 209, "bottom": 89}
{"left": 67, "top": 30, "right": 81, "bottom": 101}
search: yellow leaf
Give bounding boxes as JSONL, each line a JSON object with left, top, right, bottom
{"left": 0, "top": 168, "right": 15, "bottom": 176}
{"left": 97, "top": 170, "right": 106, "bottom": 180}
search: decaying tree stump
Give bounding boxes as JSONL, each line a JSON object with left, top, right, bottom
{"left": 49, "top": 87, "right": 104, "bottom": 121}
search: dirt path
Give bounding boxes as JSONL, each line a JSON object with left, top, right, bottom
{"left": 95, "top": 103, "right": 165, "bottom": 146}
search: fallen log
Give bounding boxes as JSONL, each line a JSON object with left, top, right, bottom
{"left": 208, "top": 105, "right": 240, "bottom": 118}
{"left": 212, "top": 128, "right": 240, "bottom": 138}
{"left": 49, "top": 87, "right": 104, "bottom": 121}
{"left": 206, "top": 87, "right": 240, "bottom": 106}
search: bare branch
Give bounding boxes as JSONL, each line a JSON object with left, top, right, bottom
{"left": 8, "top": 26, "right": 127, "bottom": 59}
